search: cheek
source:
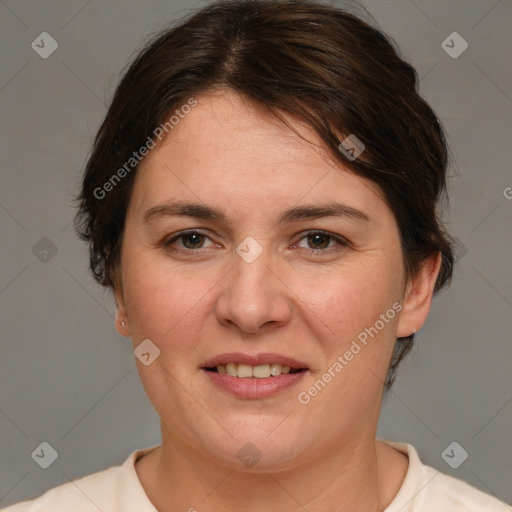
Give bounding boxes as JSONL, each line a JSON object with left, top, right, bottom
{"left": 121, "top": 256, "right": 213, "bottom": 404}
{"left": 293, "top": 260, "right": 402, "bottom": 348}
{"left": 121, "top": 250, "right": 222, "bottom": 363}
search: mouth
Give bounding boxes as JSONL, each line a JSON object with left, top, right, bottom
{"left": 201, "top": 352, "right": 308, "bottom": 378}
{"left": 204, "top": 363, "right": 306, "bottom": 378}
{"left": 200, "top": 353, "right": 309, "bottom": 398}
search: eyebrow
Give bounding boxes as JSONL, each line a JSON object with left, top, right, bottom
{"left": 143, "top": 201, "right": 371, "bottom": 225}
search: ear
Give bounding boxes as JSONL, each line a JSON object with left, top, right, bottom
{"left": 113, "top": 284, "right": 131, "bottom": 337}
{"left": 396, "top": 252, "right": 442, "bottom": 338}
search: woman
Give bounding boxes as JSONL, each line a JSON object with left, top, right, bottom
{"left": 5, "top": 0, "right": 509, "bottom": 510}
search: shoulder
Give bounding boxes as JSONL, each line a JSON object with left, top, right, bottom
{"left": 422, "top": 465, "right": 510, "bottom": 511}
{"left": 382, "top": 440, "right": 510, "bottom": 512}
{"left": 1, "top": 447, "right": 159, "bottom": 512}
{"left": 2, "top": 466, "right": 120, "bottom": 512}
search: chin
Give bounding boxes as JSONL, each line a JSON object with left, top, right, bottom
{"left": 190, "top": 413, "right": 319, "bottom": 472}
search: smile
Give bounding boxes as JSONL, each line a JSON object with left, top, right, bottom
{"left": 207, "top": 363, "right": 304, "bottom": 378}
{"left": 201, "top": 353, "right": 309, "bottom": 398}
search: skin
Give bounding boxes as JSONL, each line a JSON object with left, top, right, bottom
{"left": 114, "top": 90, "right": 441, "bottom": 512}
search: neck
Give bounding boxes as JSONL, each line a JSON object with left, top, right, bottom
{"left": 136, "top": 424, "right": 407, "bottom": 512}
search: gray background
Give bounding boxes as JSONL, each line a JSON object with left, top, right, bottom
{"left": 1, "top": 0, "right": 511, "bottom": 508}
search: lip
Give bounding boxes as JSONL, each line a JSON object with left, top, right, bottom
{"left": 200, "top": 352, "right": 309, "bottom": 399}
{"left": 201, "top": 352, "right": 308, "bottom": 369}
{"left": 202, "top": 368, "right": 308, "bottom": 399}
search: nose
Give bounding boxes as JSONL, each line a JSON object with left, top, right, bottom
{"left": 215, "top": 247, "right": 292, "bottom": 334}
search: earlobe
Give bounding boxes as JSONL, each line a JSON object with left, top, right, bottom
{"left": 115, "top": 312, "right": 130, "bottom": 337}
{"left": 396, "top": 253, "right": 442, "bottom": 338}
{"left": 113, "top": 286, "right": 130, "bottom": 337}
{"left": 115, "top": 310, "right": 130, "bottom": 337}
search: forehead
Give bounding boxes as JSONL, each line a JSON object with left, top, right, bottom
{"left": 130, "top": 90, "right": 385, "bottom": 217}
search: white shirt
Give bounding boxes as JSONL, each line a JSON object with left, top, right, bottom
{"left": 3, "top": 441, "right": 509, "bottom": 511}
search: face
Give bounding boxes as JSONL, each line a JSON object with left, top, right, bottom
{"left": 115, "top": 90, "right": 438, "bottom": 470}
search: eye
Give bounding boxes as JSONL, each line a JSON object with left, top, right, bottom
{"left": 294, "top": 230, "right": 349, "bottom": 252}
{"left": 163, "top": 230, "right": 217, "bottom": 251}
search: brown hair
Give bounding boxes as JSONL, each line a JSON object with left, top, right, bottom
{"left": 75, "top": 0, "right": 454, "bottom": 389}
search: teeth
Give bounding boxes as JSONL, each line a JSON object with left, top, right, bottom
{"left": 253, "top": 364, "right": 271, "bottom": 378}
{"left": 237, "top": 364, "right": 253, "bottom": 378}
{"left": 213, "top": 363, "right": 300, "bottom": 378}
{"left": 226, "top": 363, "right": 237, "bottom": 377}
{"left": 270, "top": 363, "right": 281, "bottom": 376}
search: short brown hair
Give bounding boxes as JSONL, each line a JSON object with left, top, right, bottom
{"left": 75, "top": 0, "right": 454, "bottom": 388}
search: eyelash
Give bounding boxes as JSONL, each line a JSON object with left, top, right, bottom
{"left": 162, "top": 229, "right": 349, "bottom": 256}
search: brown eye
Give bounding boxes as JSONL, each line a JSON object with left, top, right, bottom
{"left": 164, "top": 230, "right": 216, "bottom": 252}
{"left": 181, "top": 232, "right": 206, "bottom": 249}
{"left": 306, "top": 232, "right": 332, "bottom": 249}
{"left": 294, "top": 230, "right": 349, "bottom": 255}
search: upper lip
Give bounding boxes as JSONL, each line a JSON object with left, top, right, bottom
{"left": 201, "top": 352, "right": 308, "bottom": 370}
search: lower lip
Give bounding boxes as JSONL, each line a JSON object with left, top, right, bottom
{"left": 202, "top": 369, "right": 308, "bottom": 399}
